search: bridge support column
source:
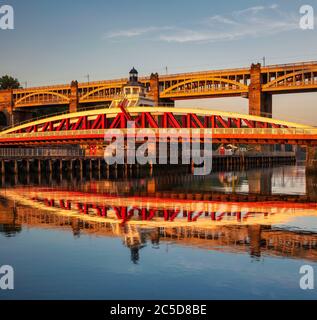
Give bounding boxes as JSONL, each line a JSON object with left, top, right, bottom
{"left": 60, "top": 159, "right": 63, "bottom": 173}
{"left": 13, "top": 160, "right": 18, "bottom": 175}
{"left": 1, "top": 160, "right": 5, "bottom": 175}
{"left": 306, "top": 146, "right": 317, "bottom": 172}
{"left": 150, "top": 73, "right": 160, "bottom": 106}
{"left": 248, "top": 225, "right": 262, "bottom": 258}
{"left": 69, "top": 80, "right": 79, "bottom": 113}
{"left": 89, "top": 159, "right": 93, "bottom": 174}
{"left": 38, "top": 159, "right": 41, "bottom": 174}
{"left": 249, "top": 63, "right": 273, "bottom": 152}
{"left": 67, "top": 160, "right": 72, "bottom": 173}
{"left": 0, "top": 89, "right": 14, "bottom": 126}
{"left": 26, "top": 160, "right": 30, "bottom": 174}
{"left": 0, "top": 90, "right": 34, "bottom": 126}
{"left": 306, "top": 168, "right": 317, "bottom": 201}
{"left": 106, "top": 162, "right": 110, "bottom": 178}
{"left": 97, "top": 159, "right": 101, "bottom": 178}
{"left": 249, "top": 63, "right": 272, "bottom": 117}
{"left": 48, "top": 160, "right": 52, "bottom": 173}
{"left": 79, "top": 159, "right": 83, "bottom": 172}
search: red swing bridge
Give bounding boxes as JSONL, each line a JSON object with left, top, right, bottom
{"left": 0, "top": 106, "right": 315, "bottom": 146}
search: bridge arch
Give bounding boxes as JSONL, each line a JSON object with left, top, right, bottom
{"left": 161, "top": 77, "right": 248, "bottom": 97}
{"left": 80, "top": 85, "right": 123, "bottom": 101}
{"left": 263, "top": 68, "right": 317, "bottom": 89}
{"left": 0, "top": 107, "right": 312, "bottom": 136}
{"left": 15, "top": 91, "right": 70, "bottom": 106}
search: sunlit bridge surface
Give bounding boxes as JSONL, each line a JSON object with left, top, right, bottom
{"left": 1, "top": 165, "right": 317, "bottom": 299}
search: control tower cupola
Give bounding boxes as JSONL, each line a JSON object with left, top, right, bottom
{"left": 109, "top": 67, "right": 155, "bottom": 108}
{"left": 129, "top": 67, "right": 138, "bottom": 83}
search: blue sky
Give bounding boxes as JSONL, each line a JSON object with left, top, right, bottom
{"left": 1, "top": 0, "right": 317, "bottom": 123}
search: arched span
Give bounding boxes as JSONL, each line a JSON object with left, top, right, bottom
{"left": 80, "top": 85, "right": 124, "bottom": 101}
{"left": 161, "top": 77, "right": 248, "bottom": 97}
{"left": 263, "top": 68, "right": 317, "bottom": 90}
{"left": 0, "top": 107, "right": 312, "bottom": 136}
{"left": 15, "top": 91, "right": 70, "bottom": 105}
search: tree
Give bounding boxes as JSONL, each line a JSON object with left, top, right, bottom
{"left": 0, "top": 75, "right": 21, "bottom": 90}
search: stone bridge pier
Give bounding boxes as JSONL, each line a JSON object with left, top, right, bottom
{"left": 248, "top": 63, "right": 273, "bottom": 152}
{"left": 248, "top": 63, "right": 272, "bottom": 117}
{"left": 0, "top": 89, "right": 33, "bottom": 127}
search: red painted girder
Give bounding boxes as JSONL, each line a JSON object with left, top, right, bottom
{"left": 41, "top": 122, "right": 50, "bottom": 132}
{"left": 243, "top": 119, "right": 255, "bottom": 128}
{"left": 187, "top": 113, "right": 204, "bottom": 128}
{"left": 233, "top": 118, "right": 242, "bottom": 128}
{"left": 163, "top": 112, "right": 181, "bottom": 128}
{"left": 210, "top": 116, "right": 216, "bottom": 128}
{"left": 72, "top": 116, "right": 84, "bottom": 130}
{"left": 118, "top": 99, "right": 133, "bottom": 122}
{"left": 26, "top": 125, "right": 37, "bottom": 133}
{"left": 56, "top": 119, "right": 66, "bottom": 131}
{"left": 91, "top": 114, "right": 107, "bottom": 129}
{"left": 216, "top": 116, "right": 229, "bottom": 128}
{"left": 271, "top": 123, "right": 281, "bottom": 128}
{"left": 109, "top": 113, "right": 121, "bottom": 129}
{"left": 144, "top": 112, "right": 159, "bottom": 128}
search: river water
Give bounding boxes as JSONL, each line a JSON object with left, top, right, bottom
{"left": 0, "top": 165, "right": 317, "bottom": 300}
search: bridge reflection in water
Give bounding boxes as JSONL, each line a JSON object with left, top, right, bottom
{"left": 0, "top": 165, "right": 317, "bottom": 264}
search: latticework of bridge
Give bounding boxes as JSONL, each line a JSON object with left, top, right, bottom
{"left": 0, "top": 107, "right": 315, "bottom": 146}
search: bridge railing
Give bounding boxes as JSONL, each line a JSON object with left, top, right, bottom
{"left": 236, "top": 151, "right": 295, "bottom": 157}
{"left": 263, "top": 60, "right": 317, "bottom": 70}
{"left": 211, "top": 127, "right": 317, "bottom": 135}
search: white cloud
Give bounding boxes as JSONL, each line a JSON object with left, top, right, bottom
{"left": 270, "top": 4, "right": 279, "bottom": 10}
{"left": 105, "top": 4, "right": 301, "bottom": 44}
{"left": 206, "top": 15, "right": 238, "bottom": 25}
{"left": 232, "top": 5, "right": 266, "bottom": 17}
{"left": 105, "top": 26, "right": 172, "bottom": 39}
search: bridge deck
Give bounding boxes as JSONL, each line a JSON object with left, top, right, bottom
{"left": 1, "top": 60, "right": 316, "bottom": 108}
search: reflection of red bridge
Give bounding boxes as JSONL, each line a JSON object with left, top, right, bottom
{"left": 1, "top": 203, "right": 317, "bottom": 262}
{"left": 34, "top": 197, "right": 317, "bottom": 224}
{"left": 0, "top": 107, "right": 315, "bottom": 146}
{"left": 1, "top": 187, "right": 316, "bottom": 227}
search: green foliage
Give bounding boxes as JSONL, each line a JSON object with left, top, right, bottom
{"left": 0, "top": 75, "right": 21, "bottom": 90}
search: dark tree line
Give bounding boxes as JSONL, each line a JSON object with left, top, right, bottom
{"left": 0, "top": 75, "right": 21, "bottom": 89}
